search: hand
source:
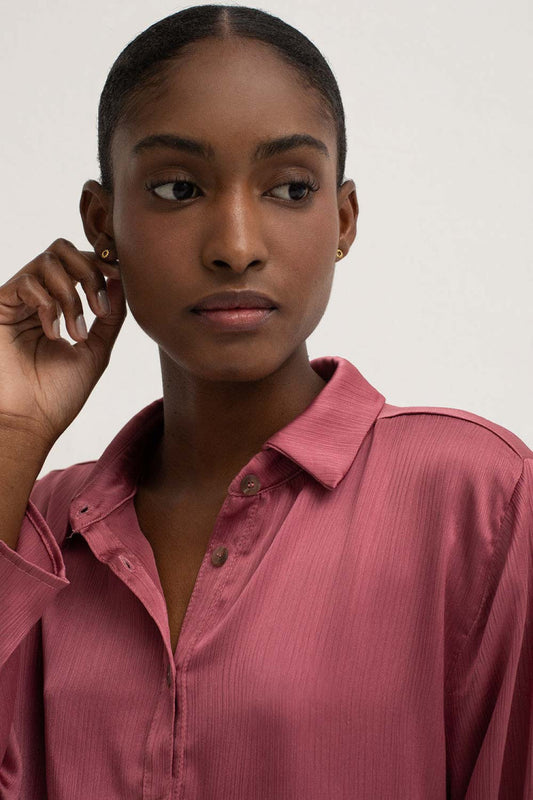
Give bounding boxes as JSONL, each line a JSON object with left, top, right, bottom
{"left": 0, "top": 238, "right": 127, "bottom": 450}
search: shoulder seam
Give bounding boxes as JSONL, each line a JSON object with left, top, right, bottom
{"left": 377, "top": 406, "right": 531, "bottom": 460}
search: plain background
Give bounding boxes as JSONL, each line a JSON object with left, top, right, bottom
{"left": 1, "top": 0, "right": 531, "bottom": 479}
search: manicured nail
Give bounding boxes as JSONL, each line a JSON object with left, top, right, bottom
{"left": 97, "top": 289, "right": 111, "bottom": 315}
{"left": 76, "top": 314, "right": 88, "bottom": 339}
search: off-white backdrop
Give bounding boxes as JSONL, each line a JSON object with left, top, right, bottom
{"left": 1, "top": 0, "right": 531, "bottom": 479}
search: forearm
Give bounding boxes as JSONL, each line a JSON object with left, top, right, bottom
{"left": 0, "top": 428, "right": 51, "bottom": 550}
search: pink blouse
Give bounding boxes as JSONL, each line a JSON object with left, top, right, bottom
{"left": 1, "top": 356, "right": 532, "bottom": 799}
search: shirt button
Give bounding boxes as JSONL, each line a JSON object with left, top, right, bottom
{"left": 240, "top": 474, "right": 261, "bottom": 495}
{"left": 119, "top": 555, "right": 133, "bottom": 570}
{"left": 211, "top": 546, "right": 229, "bottom": 567}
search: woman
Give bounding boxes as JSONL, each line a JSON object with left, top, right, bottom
{"left": 0, "top": 5, "right": 531, "bottom": 798}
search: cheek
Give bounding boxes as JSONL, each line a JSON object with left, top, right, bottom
{"left": 293, "top": 191, "right": 340, "bottom": 270}
{"left": 114, "top": 198, "right": 189, "bottom": 265}
{"left": 289, "top": 213, "right": 338, "bottom": 320}
{"left": 112, "top": 200, "right": 197, "bottom": 326}
{"left": 288, "top": 257, "right": 336, "bottom": 343}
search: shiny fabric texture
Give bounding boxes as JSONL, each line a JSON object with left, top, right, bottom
{"left": 0, "top": 356, "right": 532, "bottom": 799}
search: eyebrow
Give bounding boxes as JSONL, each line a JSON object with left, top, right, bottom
{"left": 132, "top": 132, "right": 330, "bottom": 161}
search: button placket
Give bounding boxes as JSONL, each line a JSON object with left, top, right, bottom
{"left": 208, "top": 475, "right": 260, "bottom": 569}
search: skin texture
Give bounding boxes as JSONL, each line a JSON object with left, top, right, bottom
{"left": 80, "top": 36, "right": 358, "bottom": 498}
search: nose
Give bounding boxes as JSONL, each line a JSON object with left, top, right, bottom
{"left": 201, "top": 188, "right": 268, "bottom": 274}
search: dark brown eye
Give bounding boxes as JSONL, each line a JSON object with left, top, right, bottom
{"left": 147, "top": 180, "right": 201, "bottom": 201}
{"left": 268, "top": 179, "right": 319, "bottom": 202}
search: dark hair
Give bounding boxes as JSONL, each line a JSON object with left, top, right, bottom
{"left": 97, "top": 5, "right": 347, "bottom": 193}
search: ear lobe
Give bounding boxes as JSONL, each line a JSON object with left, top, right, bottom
{"left": 79, "top": 179, "right": 114, "bottom": 249}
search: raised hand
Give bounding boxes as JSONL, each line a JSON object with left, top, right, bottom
{"left": 0, "top": 238, "right": 127, "bottom": 451}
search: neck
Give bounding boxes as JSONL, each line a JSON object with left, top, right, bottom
{"left": 141, "top": 347, "right": 326, "bottom": 496}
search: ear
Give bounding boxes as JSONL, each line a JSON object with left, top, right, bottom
{"left": 79, "top": 180, "right": 121, "bottom": 276}
{"left": 79, "top": 178, "right": 113, "bottom": 242}
{"left": 337, "top": 179, "right": 358, "bottom": 257}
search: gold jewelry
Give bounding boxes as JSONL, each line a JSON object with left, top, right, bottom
{"left": 336, "top": 249, "right": 344, "bottom": 259}
{"left": 100, "top": 249, "right": 110, "bottom": 260}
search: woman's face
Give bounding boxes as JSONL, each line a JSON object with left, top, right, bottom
{"left": 97, "top": 37, "right": 357, "bottom": 382}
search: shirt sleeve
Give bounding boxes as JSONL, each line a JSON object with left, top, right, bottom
{"left": 0, "top": 491, "right": 70, "bottom": 778}
{"left": 445, "top": 456, "right": 533, "bottom": 799}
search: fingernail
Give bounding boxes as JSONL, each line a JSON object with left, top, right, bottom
{"left": 76, "top": 314, "right": 88, "bottom": 339}
{"left": 97, "top": 289, "right": 111, "bottom": 315}
{"left": 52, "top": 317, "right": 60, "bottom": 339}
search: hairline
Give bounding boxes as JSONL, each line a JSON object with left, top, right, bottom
{"left": 107, "top": 36, "right": 340, "bottom": 190}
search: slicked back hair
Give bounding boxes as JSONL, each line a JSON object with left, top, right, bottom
{"left": 97, "top": 5, "right": 347, "bottom": 193}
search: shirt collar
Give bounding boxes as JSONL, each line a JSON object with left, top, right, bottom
{"left": 68, "top": 356, "right": 385, "bottom": 530}
{"left": 264, "top": 356, "right": 385, "bottom": 489}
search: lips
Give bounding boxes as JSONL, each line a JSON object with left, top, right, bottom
{"left": 191, "top": 290, "right": 277, "bottom": 312}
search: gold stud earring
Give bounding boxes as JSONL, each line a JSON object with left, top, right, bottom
{"left": 336, "top": 248, "right": 344, "bottom": 259}
{"left": 99, "top": 249, "right": 119, "bottom": 266}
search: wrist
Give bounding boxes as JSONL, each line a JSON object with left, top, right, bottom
{"left": 0, "top": 421, "right": 54, "bottom": 468}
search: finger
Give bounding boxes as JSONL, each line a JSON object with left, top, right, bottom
{"left": 45, "top": 239, "right": 118, "bottom": 319}
{"left": 40, "top": 251, "right": 90, "bottom": 342}
{"left": 6, "top": 273, "right": 63, "bottom": 340}
{"left": 73, "top": 277, "right": 127, "bottom": 368}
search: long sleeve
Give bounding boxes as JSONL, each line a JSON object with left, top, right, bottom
{"left": 0, "top": 495, "right": 69, "bottom": 788}
{"left": 445, "top": 457, "right": 533, "bottom": 799}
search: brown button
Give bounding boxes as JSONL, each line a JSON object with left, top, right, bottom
{"left": 211, "top": 546, "right": 229, "bottom": 567}
{"left": 240, "top": 474, "right": 261, "bottom": 495}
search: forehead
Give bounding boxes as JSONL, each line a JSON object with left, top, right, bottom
{"left": 112, "top": 37, "right": 335, "bottom": 162}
